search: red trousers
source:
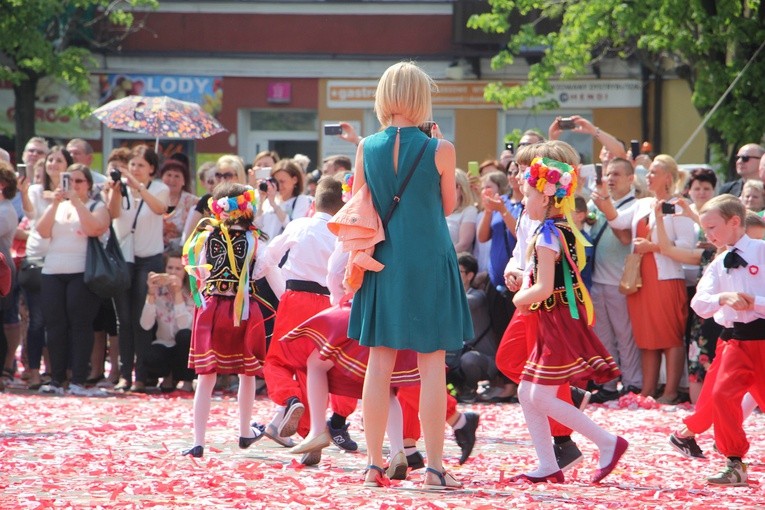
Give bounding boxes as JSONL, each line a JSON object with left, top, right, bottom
{"left": 397, "top": 385, "right": 458, "bottom": 442}
{"left": 263, "top": 290, "right": 357, "bottom": 437}
{"left": 496, "top": 309, "right": 574, "bottom": 437}
{"left": 710, "top": 339, "right": 765, "bottom": 458}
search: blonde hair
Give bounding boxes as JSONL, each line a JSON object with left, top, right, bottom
{"left": 652, "top": 154, "right": 680, "bottom": 190}
{"left": 515, "top": 140, "right": 580, "bottom": 168}
{"left": 374, "top": 62, "right": 435, "bottom": 127}
{"left": 699, "top": 193, "right": 746, "bottom": 223}
{"left": 482, "top": 171, "right": 509, "bottom": 196}
{"left": 743, "top": 179, "right": 764, "bottom": 195}
{"left": 745, "top": 210, "right": 765, "bottom": 229}
{"left": 454, "top": 169, "right": 476, "bottom": 212}
{"left": 216, "top": 154, "right": 247, "bottom": 183}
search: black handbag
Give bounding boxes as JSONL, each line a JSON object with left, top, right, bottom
{"left": 84, "top": 204, "right": 130, "bottom": 298}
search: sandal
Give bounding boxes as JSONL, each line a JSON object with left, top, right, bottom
{"left": 363, "top": 464, "right": 388, "bottom": 488}
{"left": 422, "top": 467, "right": 462, "bottom": 491}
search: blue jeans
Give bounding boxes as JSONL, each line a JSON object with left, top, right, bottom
{"left": 22, "top": 286, "right": 45, "bottom": 370}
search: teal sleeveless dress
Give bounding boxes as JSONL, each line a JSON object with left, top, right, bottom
{"left": 348, "top": 126, "right": 473, "bottom": 353}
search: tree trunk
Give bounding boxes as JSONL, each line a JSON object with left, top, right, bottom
{"left": 13, "top": 76, "right": 39, "bottom": 159}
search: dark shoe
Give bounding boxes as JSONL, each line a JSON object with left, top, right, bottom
{"left": 407, "top": 451, "right": 425, "bottom": 470}
{"left": 457, "top": 389, "right": 478, "bottom": 404}
{"left": 301, "top": 449, "right": 322, "bottom": 466}
{"left": 327, "top": 420, "right": 358, "bottom": 452}
{"left": 85, "top": 374, "right": 105, "bottom": 385}
{"left": 182, "top": 445, "right": 204, "bottom": 458}
{"left": 590, "top": 388, "right": 620, "bottom": 404}
{"left": 669, "top": 433, "right": 705, "bottom": 459}
{"left": 591, "top": 436, "right": 629, "bottom": 483}
{"left": 620, "top": 385, "right": 642, "bottom": 396}
{"left": 278, "top": 397, "right": 305, "bottom": 438}
{"left": 570, "top": 387, "right": 591, "bottom": 411}
{"left": 555, "top": 439, "right": 584, "bottom": 472}
{"left": 509, "top": 470, "right": 564, "bottom": 483}
{"left": 239, "top": 424, "right": 265, "bottom": 449}
{"left": 454, "top": 412, "right": 479, "bottom": 464}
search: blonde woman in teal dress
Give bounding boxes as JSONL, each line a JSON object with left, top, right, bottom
{"left": 348, "top": 62, "right": 473, "bottom": 489}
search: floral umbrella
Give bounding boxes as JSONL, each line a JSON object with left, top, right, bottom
{"left": 92, "top": 95, "right": 226, "bottom": 149}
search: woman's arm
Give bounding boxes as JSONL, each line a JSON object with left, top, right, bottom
{"left": 476, "top": 207, "right": 492, "bottom": 243}
{"left": 351, "top": 140, "right": 366, "bottom": 195}
{"left": 19, "top": 177, "right": 34, "bottom": 218}
{"left": 36, "top": 194, "right": 63, "bottom": 239}
{"left": 513, "top": 245, "right": 556, "bottom": 308}
{"left": 453, "top": 217, "right": 476, "bottom": 252}
{"left": 434, "top": 139, "right": 457, "bottom": 216}
{"left": 654, "top": 201, "right": 703, "bottom": 265}
{"left": 72, "top": 199, "right": 110, "bottom": 237}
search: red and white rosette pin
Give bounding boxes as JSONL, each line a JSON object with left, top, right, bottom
{"left": 749, "top": 265, "right": 759, "bottom": 275}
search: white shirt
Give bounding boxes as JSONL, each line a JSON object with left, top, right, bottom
{"left": 446, "top": 205, "right": 478, "bottom": 247}
{"left": 43, "top": 200, "right": 104, "bottom": 274}
{"left": 327, "top": 242, "right": 350, "bottom": 305}
{"left": 140, "top": 287, "right": 194, "bottom": 348}
{"left": 25, "top": 184, "right": 52, "bottom": 259}
{"left": 607, "top": 196, "right": 696, "bottom": 281}
{"left": 256, "top": 194, "right": 312, "bottom": 243}
{"left": 255, "top": 211, "right": 335, "bottom": 298}
{"left": 507, "top": 211, "right": 540, "bottom": 273}
{"left": 113, "top": 180, "right": 169, "bottom": 261}
{"left": 691, "top": 235, "right": 765, "bottom": 326}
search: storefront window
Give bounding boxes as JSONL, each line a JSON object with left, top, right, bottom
{"left": 250, "top": 110, "right": 317, "bottom": 131}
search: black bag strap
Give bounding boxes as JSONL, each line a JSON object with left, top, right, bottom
{"left": 382, "top": 138, "right": 431, "bottom": 229}
{"left": 591, "top": 195, "right": 636, "bottom": 247}
{"left": 131, "top": 181, "right": 150, "bottom": 234}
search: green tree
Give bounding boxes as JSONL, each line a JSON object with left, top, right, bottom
{"left": 468, "top": 0, "right": 765, "bottom": 173}
{"left": 0, "top": 0, "right": 158, "bottom": 157}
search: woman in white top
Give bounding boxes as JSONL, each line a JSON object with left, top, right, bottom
{"left": 160, "top": 159, "right": 198, "bottom": 250}
{"left": 20, "top": 146, "right": 73, "bottom": 389}
{"left": 592, "top": 155, "right": 696, "bottom": 404}
{"left": 112, "top": 145, "right": 170, "bottom": 392}
{"left": 446, "top": 169, "right": 478, "bottom": 252}
{"left": 37, "top": 164, "right": 110, "bottom": 395}
{"left": 254, "top": 159, "right": 312, "bottom": 242}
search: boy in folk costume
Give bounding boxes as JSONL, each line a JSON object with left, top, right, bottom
{"left": 181, "top": 183, "right": 268, "bottom": 457}
{"left": 511, "top": 145, "right": 626, "bottom": 484}
{"left": 691, "top": 194, "right": 765, "bottom": 486}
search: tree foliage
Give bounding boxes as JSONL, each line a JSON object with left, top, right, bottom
{"left": 0, "top": 0, "right": 158, "bottom": 155}
{"left": 468, "top": 0, "right": 765, "bottom": 167}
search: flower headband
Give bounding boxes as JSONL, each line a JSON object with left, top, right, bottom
{"left": 208, "top": 187, "right": 257, "bottom": 221}
{"left": 341, "top": 172, "right": 354, "bottom": 203}
{"left": 524, "top": 157, "right": 577, "bottom": 202}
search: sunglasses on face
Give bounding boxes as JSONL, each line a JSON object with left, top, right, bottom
{"left": 737, "top": 155, "right": 762, "bottom": 163}
{"left": 215, "top": 172, "right": 235, "bottom": 180}
{"left": 70, "top": 178, "right": 88, "bottom": 184}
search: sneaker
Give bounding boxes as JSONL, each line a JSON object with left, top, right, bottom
{"left": 327, "top": 420, "right": 358, "bottom": 451}
{"left": 669, "top": 433, "right": 705, "bottom": 459}
{"left": 263, "top": 423, "right": 295, "bottom": 448}
{"left": 620, "top": 385, "right": 642, "bottom": 396}
{"left": 39, "top": 383, "right": 65, "bottom": 395}
{"left": 454, "top": 412, "right": 479, "bottom": 464}
{"left": 277, "top": 397, "right": 305, "bottom": 438}
{"left": 67, "top": 384, "right": 107, "bottom": 397}
{"left": 570, "top": 387, "right": 591, "bottom": 411}
{"left": 590, "top": 388, "right": 620, "bottom": 404}
{"left": 407, "top": 451, "right": 425, "bottom": 470}
{"left": 554, "top": 439, "right": 584, "bottom": 472}
{"left": 708, "top": 459, "right": 747, "bottom": 486}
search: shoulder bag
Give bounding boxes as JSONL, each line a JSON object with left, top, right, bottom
{"left": 618, "top": 218, "right": 650, "bottom": 296}
{"left": 84, "top": 202, "right": 131, "bottom": 298}
{"left": 381, "top": 138, "right": 431, "bottom": 228}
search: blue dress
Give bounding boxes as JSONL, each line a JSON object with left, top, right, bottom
{"left": 348, "top": 126, "right": 472, "bottom": 353}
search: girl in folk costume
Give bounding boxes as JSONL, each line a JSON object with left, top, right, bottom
{"left": 511, "top": 142, "right": 627, "bottom": 484}
{"left": 181, "top": 183, "right": 269, "bottom": 457}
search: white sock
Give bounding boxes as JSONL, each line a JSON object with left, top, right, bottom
{"left": 452, "top": 413, "right": 467, "bottom": 431}
{"left": 237, "top": 375, "right": 257, "bottom": 437}
{"left": 268, "top": 407, "right": 285, "bottom": 429}
{"left": 517, "top": 381, "right": 559, "bottom": 476}
{"left": 306, "top": 350, "right": 333, "bottom": 437}
{"left": 526, "top": 381, "right": 617, "bottom": 468}
{"left": 404, "top": 446, "right": 418, "bottom": 456}
{"left": 742, "top": 392, "right": 758, "bottom": 419}
{"left": 386, "top": 392, "right": 405, "bottom": 456}
{"left": 192, "top": 373, "right": 216, "bottom": 446}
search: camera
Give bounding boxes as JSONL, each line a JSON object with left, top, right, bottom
{"left": 505, "top": 142, "right": 514, "bottom": 153}
{"left": 16, "top": 164, "right": 27, "bottom": 180}
{"left": 594, "top": 163, "right": 603, "bottom": 185}
{"left": 630, "top": 140, "right": 640, "bottom": 159}
{"left": 661, "top": 202, "right": 676, "bottom": 215}
{"left": 109, "top": 168, "right": 121, "bottom": 182}
{"left": 558, "top": 117, "right": 576, "bottom": 130}
{"left": 61, "top": 173, "right": 71, "bottom": 192}
{"left": 258, "top": 177, "right": 278, "bottom": 193}
{"left": 324, "top": 123, "right": 342, "bottom": 136}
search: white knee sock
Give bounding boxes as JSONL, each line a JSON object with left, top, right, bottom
{"left": 306, "top": 350, "right": 333, "bottom": 437}
{"left": 518, "top": 381, "right": 558, "bottom": 476}
{"left": 238, "top": 375, "right": 256, "bottom": 437}
{"left": 268, "top": 407, "right": 285, "bottom": 429}
{"left": 193, "top": 373, "right": 216, "bottom": 446}
{"left": 386, "top": 392, "right": 404, "bottom": 456}
{"left": 742, "top": 392, "right": 758, "bottom": 419}
{"left": 527, "top": 381, "right": 617, "bottom": 468}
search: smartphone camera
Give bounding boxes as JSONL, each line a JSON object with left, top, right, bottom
{"left": 594, "top": 163, "right": 603, "bottom": 185}
{"left": 558, "top": 117, "right": 576, "bottom": 130}
{"left": 61, "top": 173, "right": 71, "bottom": 192}
{"left": 418, "top": 121, "right": 435, "bottom": 137}
{"left": 258, "top": 177, "right": 279, "bottom": 193}
{"left": 661, "top": 202, "right": 676, "bottom": 215}
{"left": 505, "top": 142, "right": 514, "bottom": 153}
{"left": 324, "top": 123, "right": 343, "bottom": 136}
{"left": 16, "top": 164, "right": 27, "bottom": 180}
{"left": 630, "top": 139, "right": 640, "bottom": 159}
